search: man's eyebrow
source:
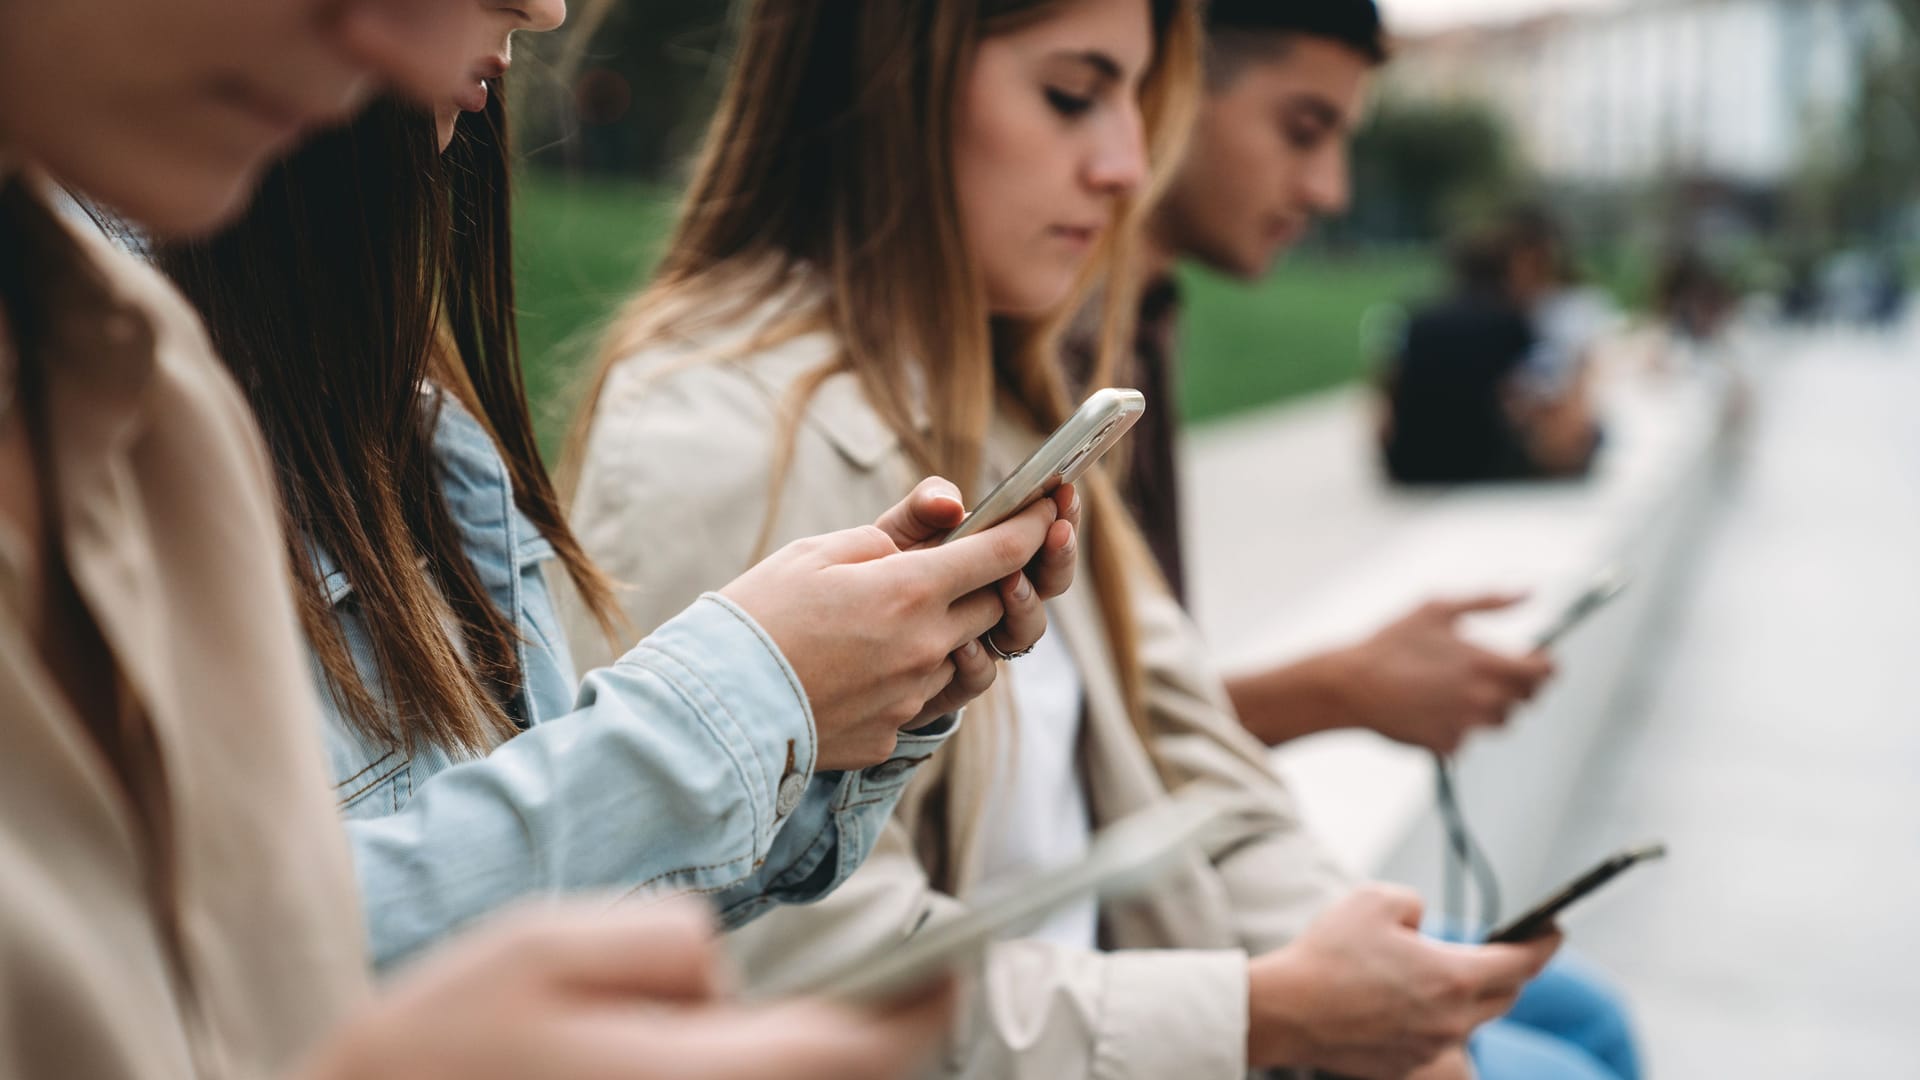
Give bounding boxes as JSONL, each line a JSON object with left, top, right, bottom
{"left": 1285, "top": 95, "right": 1349, "bottom": 130}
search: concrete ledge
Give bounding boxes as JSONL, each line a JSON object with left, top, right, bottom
{"left": 1182, "top": 357, "right": 1735, "bottom": 899}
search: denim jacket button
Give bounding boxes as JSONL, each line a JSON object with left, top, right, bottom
{"left": 775, "top": 772, "right": 807, "bottom": 818}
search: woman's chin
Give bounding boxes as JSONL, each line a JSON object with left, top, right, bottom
{"left": 84, "top": 159, "right": 260, "bottom": 241}
{"left": 986, "top": 275, "right": 1081, "bottom": 320}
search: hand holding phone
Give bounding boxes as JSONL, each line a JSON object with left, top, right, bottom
{"left": 941, "top": 388, "right": 1146, "bottom": 546}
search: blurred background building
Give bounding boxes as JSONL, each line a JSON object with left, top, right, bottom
{"left": 1392, "top": 0, "right": 1885, "bottom": 187}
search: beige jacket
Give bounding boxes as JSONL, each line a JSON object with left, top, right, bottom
{"left": 566, "top": 311, "right": 1356, "bottom": 1080}
{"left": 0, "top": 176, "right": 367, "bottom": 1079}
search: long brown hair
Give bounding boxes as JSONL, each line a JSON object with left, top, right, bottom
{"left": 572, "top": 0, "right": 1200, "bottom": 845}
{"left": 157, "top": 88, "right": 619, "bottom": 757}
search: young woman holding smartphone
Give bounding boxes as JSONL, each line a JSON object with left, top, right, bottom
{"left": 567, "top": 1, "right": 1560, "bottom": 1077}
{"left": 0, "top": 1, "right": 951, "bottom": 1077}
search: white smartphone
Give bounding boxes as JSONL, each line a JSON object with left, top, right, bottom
{"left": 940, "top": 388, "right": 1147, "bottom": 546}
{"left": 748, "top": 791, "right": 1268, "bottom": 1007}
{"left": 1534, "top": 565, "right": 1630, "bottom": 651}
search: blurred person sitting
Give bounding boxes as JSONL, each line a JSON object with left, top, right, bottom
{"left": 1122, "top": 3, "right": 1638, "bottom": 1076}
{"left": 1503, "top": 206, "right": 1618, "bottom": 403}
{"left": 1657, "top": 248, "right": 1739, "bottom": 345}
{"left": 1381, "top": 219, "right": 1601, "bottom": 486}
{"left": 0, "top": 1, "right": 949, "bottom": 1078}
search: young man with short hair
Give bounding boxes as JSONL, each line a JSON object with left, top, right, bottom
{"left": 1106, "top": 2, "right": 1645, "bottom": 1076}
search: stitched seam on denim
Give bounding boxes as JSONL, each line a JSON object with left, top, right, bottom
{"left": 619, "top": 853, "right": 755, "bottom": 898}
{"left": 628, "top": 637, "right": 783, "bottom": 842}
{"left": 333, "top": 749, "right": 396, "bottom": 789}
{"left": 622, "top": 643, "right": 771, "bottom": 853}
{"left": 700, "top": 596, "right": 817, "bottom": 772}
{"left": 338, "top": 757, "right": 408, "bottom": 807}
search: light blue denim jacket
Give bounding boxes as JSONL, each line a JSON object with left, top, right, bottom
{"left": 317, "top": 392, "right": 954, "bottom": 970}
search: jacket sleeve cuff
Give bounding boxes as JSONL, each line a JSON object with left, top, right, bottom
{"left": 722, "top": 709, "right": 963, "bottom": 924}
{"left": 1094, "top": 949, "right": 1250, "bottom": 1080}
{"left": 617, "top": 592, "right": 818, "bottom": 852}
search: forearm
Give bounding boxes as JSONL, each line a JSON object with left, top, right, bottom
{"left": 1225, "top": 648, "right": 1362, "bottom": 748}
{"left": 349, "top": 595, "right": 822, "bottom": 970}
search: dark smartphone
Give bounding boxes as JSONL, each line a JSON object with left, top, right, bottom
{"left": 1485, "top": 843, "right": 1668, "bottom": 944}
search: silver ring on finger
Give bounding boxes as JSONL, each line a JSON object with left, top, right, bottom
{"left": 983, "top": 632, "right": 1035, "bottom": 662}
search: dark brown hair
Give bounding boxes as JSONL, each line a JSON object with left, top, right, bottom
{"left": 1206, "top": 0, "right": 1388, "bottom": 62}
{"left": 157, "top": 87, "right": 618, "bottom": 757}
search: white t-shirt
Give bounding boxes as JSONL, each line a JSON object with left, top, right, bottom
{"left": 973, "top": 607, "right": 1098, "bottom": 949}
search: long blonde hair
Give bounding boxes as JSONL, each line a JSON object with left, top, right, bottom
{"left": 571, "top": 0, "right": 1200, "bottom": 878}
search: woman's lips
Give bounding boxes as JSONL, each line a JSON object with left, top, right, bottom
{"left": 1050, "top": 225, "right": 1103, "bottom": 251}
{"left": 455, "top": 56, "right": 509, "bottom": 114}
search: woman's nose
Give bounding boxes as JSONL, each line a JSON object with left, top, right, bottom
{"left": 1086, "top": 109, "right": 1148, "bottom": 198}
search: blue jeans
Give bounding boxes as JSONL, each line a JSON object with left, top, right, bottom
{"left": 1470, "top": 949, "right": 1642, "bottom": 1080}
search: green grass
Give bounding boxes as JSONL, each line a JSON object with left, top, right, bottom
{"left": 512, "top": 170, "right": 1439, "bottom": 447}
{"left": 513, "top": 172, "right": 679, "bottom": 450}
{"left": 1174, "top": 253, "right": 1438, "bottom": 423}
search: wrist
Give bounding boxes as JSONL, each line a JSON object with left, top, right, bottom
{"left": 1246, "top": 948, "right": 1320, "bottom": 1069}
{"left": 1229, "top": 650, "right": 1364, "bottom": 747}
{"left": 1297, "top": 645, "right": 1370, "bottom": 734}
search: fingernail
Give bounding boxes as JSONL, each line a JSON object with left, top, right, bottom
{"left": 1062, "top": 524, "right": 1077, "bottom": 554}
{"left": 1014, "top": 575, "right": 1033, "bottom": 601}
{"left": 961, "top": 639, "right": 982, "bottom": 659}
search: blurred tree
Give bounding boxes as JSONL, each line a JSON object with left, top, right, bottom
{"left": 515, "top": 2, "right": 732, "bottom": 178}
{"left": 1785, "top": 0, "right": 1920, "bottom": 250}
{"left": 1335, "top": 99, "right": 1524, "bottom": 246}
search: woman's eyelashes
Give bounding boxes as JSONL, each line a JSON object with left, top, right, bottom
{"left": 1045, "top": 86, "right": 1096, "bottom": 119}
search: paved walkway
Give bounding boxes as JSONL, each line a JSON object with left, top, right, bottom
{"left": 1548, "top": 327, "right": 1920, "bottom": 1076}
